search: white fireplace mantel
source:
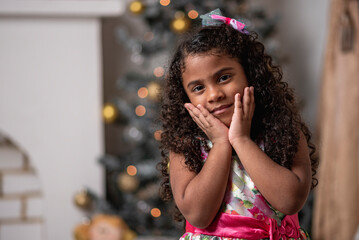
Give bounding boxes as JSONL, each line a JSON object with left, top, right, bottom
{"left": 0, "top": 1, "right": 125, "bottom": 239}
{"left": 0, "top": 0, "right": 124, "bottom": 17}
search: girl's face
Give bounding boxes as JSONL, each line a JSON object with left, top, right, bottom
{"left": 182, "top": 53, "right": 248, "bottom": 127}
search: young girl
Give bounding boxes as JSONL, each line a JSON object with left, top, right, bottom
{"left": 159, "top": 9, "right": 318, "bottom": 240}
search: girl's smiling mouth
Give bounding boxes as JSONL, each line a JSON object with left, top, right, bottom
{"left": 210, "top": 104, "right": 233, "bottom": 115}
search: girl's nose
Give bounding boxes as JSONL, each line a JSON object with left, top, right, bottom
{"left": 207, "top": 86, "right": 224, "bottom": 102}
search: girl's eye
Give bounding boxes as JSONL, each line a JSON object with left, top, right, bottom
{"left": 192, "top": 85, "right": 204, "bottom": 92}
{"left": 219, "top": 74, "right": 231, "bottom": 82}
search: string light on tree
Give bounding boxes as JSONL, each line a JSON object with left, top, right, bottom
{"left": 127, "top": 165, "right": 138, "bottom": 176}
{"left": 150, "top": 208, "right": 161, "bottom": 218}
{"left": 129, "top": 0, "right": 145, "bottom": 14}
{"left": 117, "top": 172, "right": 139, "bottom": 192}
{"left": 103, "top": 103, "right": 118, "bottom": 124}
{"left": 188, "top": 10, "right": 199, "bottom": 19}
{"left": 154, "top": 130, "right": 162, "bottom": 141}
{"left": 159, "top": 0, "right": 170, "bottom": 6}
{"left": 126, "top": 126, "right": 143, "bottom": 142}
{"left": 137, "top": 87, "right": 148, "bottom": 98}
{"left": 147, "top": 82, "right": 161, "bottom": 100}
{"left": 135, "top": 105, "right": 146, "bottom": 116}
{"left": 153, "top": 66, "right": 164, "bottom": 78}
{"left": 171, "top": 11, "right": 190, "bottom": 34}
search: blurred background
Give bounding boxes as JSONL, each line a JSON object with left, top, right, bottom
{"left": 0, "top": 0, "right": 358, "bottom": 240}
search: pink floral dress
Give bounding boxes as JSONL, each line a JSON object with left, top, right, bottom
{"left": 180, "top": 141, "right": 310, "bottom": 240}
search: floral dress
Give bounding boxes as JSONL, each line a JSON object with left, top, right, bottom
{"left": 180, "top": 142, "right": 310, "bottom": 240}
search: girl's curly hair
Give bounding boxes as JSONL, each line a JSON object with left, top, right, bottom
{"left": 158, "top": 24, "right": 318, "bottom": 222}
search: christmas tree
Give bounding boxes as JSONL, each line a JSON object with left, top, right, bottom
{"left": 74, "top": 0, "right": 291, "bottom": 238}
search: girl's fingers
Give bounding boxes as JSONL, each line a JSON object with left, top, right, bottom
{"left": 197, "top": 104, "right": 209, "bottom": 117}
{"left": 250, "top": 87, "right": 255, "bottom": 117}
{"left": 185, "top": 103, "right": 210, "bottom": 128}
{"left": 197, "top": 104, "right": 217, "bottom": 123}
{"left": 184, "top": 103, "right": 198, "bottom": 117}
{"left": 247, "top": 87, "right": 255, "bottom": 118}
{"left": 185, "top": 103, "right": 204, "bottom": 121}
{"left": 234, "top": 93, "right": 243, "bottom": 116}
{"left": 185, "top": 104, "right": 202, "bottom": 124}
{"left": 242, "top": 87, "right": 255, "bottom": 119}
{"left": 193, "top": 105, "right": 211, "bottom": 127}
{"left": 186, "top": 107, "right": 205, "bottom": 129}
{"left": 242, "top": 87, "right": 251, "bottom": 117}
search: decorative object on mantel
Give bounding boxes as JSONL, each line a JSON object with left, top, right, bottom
{"left": 74, "top": 189, "right": 94, "bottom": 211}
{"left": 74, "top": 214, "right": 136, "bottom": 240}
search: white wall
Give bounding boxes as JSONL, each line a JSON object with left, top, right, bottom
{"left": 0, "top": 1, "right": 124, "bottom": 239}
{"left": 0, "top": 17, "right": 103, "bottom": 240}
{"left": 254, "top": 0, "right": 331, "bottom": 130}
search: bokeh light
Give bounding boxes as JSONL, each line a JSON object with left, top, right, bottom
{"left": 129, "top": 1, "right": 144, "bottom": 14}
{"left": 135, "top": 105, "right": 146, "bottom": 116}
{"left": 154, "top": 130, "right": 162, "bottom": 141}
{"left": 188, "top": 10, "right": 198, "bottom": 19}
{"left": 144, "top": 32, "right": 154, "bottom": 41}
{"left": 153, "top": 67, "right": 164, "bottom": 77}
{"left": 174, "top": 11, "right": 185, "bottom": 18}
{"left": 138, "top": 87, "right": 148, "bottom": 98}
{"left": 151, "top": 208, "right": 161, "bottom": 218}
{"left": 103, "top": 103, "right": 117, "bottom": 123}
{"left": 171, "top": 12, "right": 190, "bottom": 33}
{"left": 159, "top": 0, "right": 170, "bottom": 6}
{"left": 147, "top": 82, "right": 161, "bottom": 100}
{"left": 127, "top": 165, "right": 138, "bottom": 176}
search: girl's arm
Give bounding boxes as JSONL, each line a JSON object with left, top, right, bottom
{"left": 169, "top": 142, "right": 232, "bottom": 228}
{"left": 232, "top": 132, "right": 311, "bottom": 215}
{"left": 170, "top": 104, "right": 232, "bottom": 229}
{"left": 229, "top": 87, "right": 312, "bottom": 215}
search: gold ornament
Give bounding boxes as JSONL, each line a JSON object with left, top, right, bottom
{"left": 74, "top": 190, "right": 93, "bottom": 210}
{"left": 74, "top": 221, "right": 90, "bottom": 240}
{"left": 171, "top": 13, "right": 190, "bottom": 34}
{"left": 103, "top": 103, "right": 118, "bottom": 124}
{"left": 117, "top": 172, "right": 139, "bottom": 192}
{"left": 129, "top": 1, "right": 145, "bottom": 15}
{"left": 147, "top": 82, "right": 161, "bottom": 101}
{"left": 74, "top": 214, "right": 136, "bottom": 240}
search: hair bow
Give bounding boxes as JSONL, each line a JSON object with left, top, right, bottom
{"left": 200, "top": 8, "right": 248, "bottom": 34}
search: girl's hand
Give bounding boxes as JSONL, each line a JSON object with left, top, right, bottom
{"left": 184, "top": 103, "right": 229, "bottom": 144}
{"left": 229, "top": 87, "right": 255, "bottom": 145}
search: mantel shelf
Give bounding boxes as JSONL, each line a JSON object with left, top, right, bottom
{"left": 0, "top": 0, "right": 125, "bottom": 17}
